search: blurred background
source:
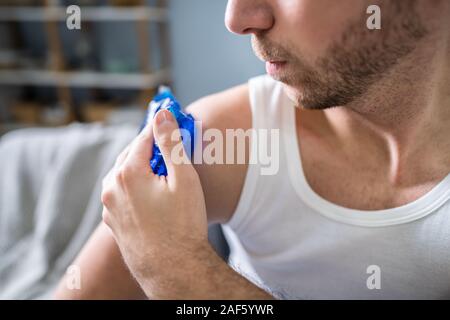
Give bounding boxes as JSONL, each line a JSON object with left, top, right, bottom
{"left": 0, "top": 0, "right": 263, "bottom": 299}
{"left": 0, "top": 0, "right": 263, "bottom": 134}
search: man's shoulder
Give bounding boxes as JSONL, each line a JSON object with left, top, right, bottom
{"left": 185, "top": 83, "right": 252, "bottom": 224}
{"left": 186, "top": 83, "right": 251, "bottom": 133}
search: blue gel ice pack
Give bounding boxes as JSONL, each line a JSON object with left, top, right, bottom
{"left": 140, "top": 88, "right": 195, "bottom": 176}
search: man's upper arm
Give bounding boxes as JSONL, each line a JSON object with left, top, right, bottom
{"left": 186, "top": 84, "right": 252, "bottom": 224}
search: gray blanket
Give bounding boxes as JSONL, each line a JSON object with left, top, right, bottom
{"left": 0, "top": 123, "right": 136, "bottom": 299}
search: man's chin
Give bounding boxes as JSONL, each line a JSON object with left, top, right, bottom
{"left": 281, "top": 84, "right": 301, "bottom": 106}
{"left": 281, "top": 84, "right": 338, "bottom": 110}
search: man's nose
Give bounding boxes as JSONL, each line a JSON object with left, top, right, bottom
{"left": 225, "top": 0, "right": 274, "bottom": 35}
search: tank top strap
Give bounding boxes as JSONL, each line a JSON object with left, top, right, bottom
{"left": 225, "top": 75, "right": 295, "bottom": 232}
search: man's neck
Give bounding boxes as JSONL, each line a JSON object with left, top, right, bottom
{"left": 322, "top": 34, "right": 450, "bottom": 187}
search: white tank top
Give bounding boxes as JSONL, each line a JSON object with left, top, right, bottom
{"left": 222, "top": 75, "right": 450, "bottom": 299}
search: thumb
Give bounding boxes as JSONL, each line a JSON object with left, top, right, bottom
{"left": 153, "top": 109, "right": 192, "bottom": 178}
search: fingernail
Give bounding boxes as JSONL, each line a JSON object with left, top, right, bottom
{"left": 156, "top": 110, "right": 173, "bottom": 126}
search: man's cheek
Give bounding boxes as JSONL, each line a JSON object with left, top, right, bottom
{"left": 280, "top": 0, "right": 365, "bottom": 60}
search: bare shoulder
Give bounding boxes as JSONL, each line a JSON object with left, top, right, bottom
{"left": 186, "top": 84, "right": 252, "bottom": 224}
{"left": 186, "top": 84, "right": 251, "bottom": 133}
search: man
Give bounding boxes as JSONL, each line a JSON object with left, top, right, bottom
{"left": 54, "top": 0, "right": 450, "bottom": 299}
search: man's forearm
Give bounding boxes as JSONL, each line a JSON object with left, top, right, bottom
{"left": 53, "top": 223, "right": 147, "bottom": 300}
{"left": 132, "top": 242, "right": 274, "bottom": 300}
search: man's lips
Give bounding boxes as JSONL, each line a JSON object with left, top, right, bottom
{"left": 265, "top": 61, "right": 288, "bottom": 76}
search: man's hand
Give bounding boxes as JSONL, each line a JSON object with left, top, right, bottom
{"left": 54, "top": 86, "right": 270, "bottom": 300}
{"left": 101, "top": 109, "right": 273, "bottom": 300}
{"left": 101, "top": 110, "right": 209, "bottom": 294}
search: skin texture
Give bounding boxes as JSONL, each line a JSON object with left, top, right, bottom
{"left": 248, "top": 0, "right": 430, "bottom": 109}
{"left": 54, "top": 0, "right": 450, "bottom": 299}
{"left": 98, "top": 110, "right": 270, "bottom": 299}
{"left": 54, "top": 86, "right": 255, "bottom": 299}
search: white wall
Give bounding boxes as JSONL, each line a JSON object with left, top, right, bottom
{"left": 168, "top": 0, "right": 264, "bottom": 106}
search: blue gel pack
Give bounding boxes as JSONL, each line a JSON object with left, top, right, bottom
{"left": 140, "top": 87, "right": 195, "bottom": 176}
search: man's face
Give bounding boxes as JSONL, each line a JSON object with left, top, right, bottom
{"left": 225, "top": 0, "right": 429, "bottom": 109}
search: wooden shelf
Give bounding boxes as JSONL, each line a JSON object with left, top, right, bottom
{"left": 0, "top": 6, "right": 168, "bottom": 22}
{"left": 0, "top": 0, "right": 171, "bottom": 124}
{"left": 0, "top": 69, "right": 171, "bottom": 89}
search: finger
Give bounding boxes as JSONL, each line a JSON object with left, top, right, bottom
{"left": 101, "top": 207, "right": 120, "bottom": 241}
{"left": 103, "top": 143, "right": 131, "bottom": 190}
{"left": 114, "top": 144, "right": 131, "bottom": 170}
{"left": 102, "top": 167, "right": 114, "bottom": 191}
{"left": 152, "top": 109, "right": 193, "bottom": 180}
{"left": 101, "top": 206, "right": 114, "bottom": 230}
{"left": 101, "top": 144, "right": 131, "bottom": 195}
{"left": 123, "top": 122, "right": 154, "bottom": 172}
